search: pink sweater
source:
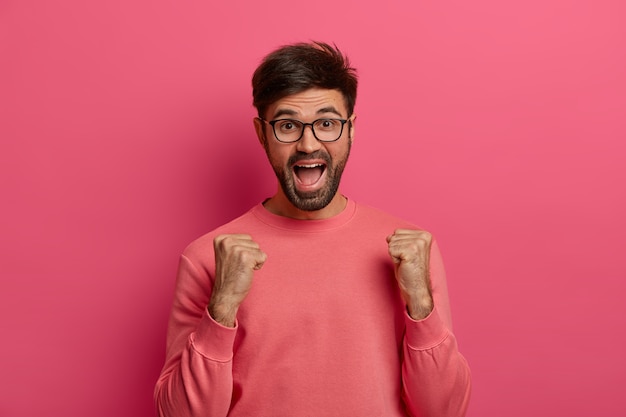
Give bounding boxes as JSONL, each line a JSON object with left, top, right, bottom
{"left": 155, "top": 199, "right": 471, "bottom": 416}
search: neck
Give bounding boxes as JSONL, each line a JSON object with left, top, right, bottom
{"left": 263, "top": 191, "right": 347, "bottom": 220}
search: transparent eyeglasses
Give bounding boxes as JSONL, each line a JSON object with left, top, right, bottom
{"left": 260, "top": 118, "right": 350, "bottom": 143}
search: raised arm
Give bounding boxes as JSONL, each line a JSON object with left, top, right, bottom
{"left": 154, "top": 234, "right": 267, "bottom": 417}
{"left": 388, "top": 232, "right": 471, "bottom": 416}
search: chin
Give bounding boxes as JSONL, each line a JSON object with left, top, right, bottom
{"left": 288, "top": 192, "right": 335, "bottom": 212}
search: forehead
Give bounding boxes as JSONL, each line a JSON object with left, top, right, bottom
{"left": 266, "top": 88, "right": 347, "bottom": 119}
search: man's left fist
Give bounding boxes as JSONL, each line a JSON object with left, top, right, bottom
{"left": 387, "top": 229, "right": 434, "bottom": 320}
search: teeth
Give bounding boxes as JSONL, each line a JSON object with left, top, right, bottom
{"left": 296, "top": 163, "right": 324, "bottom": 168}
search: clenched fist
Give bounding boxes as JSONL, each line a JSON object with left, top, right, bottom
{"left": 208, "top": 234, "right": 267, "bottom": 327}
{"left": 387, "top": 229, "right": 434, "bottom": 320}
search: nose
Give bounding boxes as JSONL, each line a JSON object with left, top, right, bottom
{"left": 296, "top": 124, "right": 322, "bottom": 154}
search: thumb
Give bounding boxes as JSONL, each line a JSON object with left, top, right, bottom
{"left": 253, "top": 252, "right": 268, "bottom": 270}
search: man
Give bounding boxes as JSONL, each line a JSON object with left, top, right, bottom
{"left": 155, "top": 41, "right": 471, "bottom": 417}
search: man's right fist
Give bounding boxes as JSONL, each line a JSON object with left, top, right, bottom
{"left": 208, "top": 234, "right": 267, "bottom": 327}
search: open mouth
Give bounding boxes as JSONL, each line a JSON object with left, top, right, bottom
{"left": 293, "top": 163, "right": 327, "bottom": 187}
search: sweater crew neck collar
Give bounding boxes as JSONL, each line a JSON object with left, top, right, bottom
{"left": 252, "top": 198, "right": 356, "bottom": 232}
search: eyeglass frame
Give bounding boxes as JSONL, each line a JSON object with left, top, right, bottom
{"left": 258, "top": 115, "right": 354, "bottom": 143}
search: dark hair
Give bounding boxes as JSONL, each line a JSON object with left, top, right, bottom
{"left": 252, "top": 41, "right": 358, "bottom": 118}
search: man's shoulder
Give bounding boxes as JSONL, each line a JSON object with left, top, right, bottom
{"left": 182, "top": 204, "right": 262, "bottom": 255}
{"left": 353, "top": 201, "right": 423, "bottom": 230}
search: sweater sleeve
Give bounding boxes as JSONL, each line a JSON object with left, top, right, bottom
{"left": 401, "top": 240, "right": 472, "bottom": 417}
{"left": 154, "top": 254, "right": 236, "bottom": 417}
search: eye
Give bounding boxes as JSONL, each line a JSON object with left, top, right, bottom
{"left": 276, "top": 120, "right": 301, "bottom": 132}
{"left": 315, "top": 119, "right": 340, "bottom": 131}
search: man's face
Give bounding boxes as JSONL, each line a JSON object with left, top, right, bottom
{"left": 254, "top": 88, "right": 354, "bottom": 213}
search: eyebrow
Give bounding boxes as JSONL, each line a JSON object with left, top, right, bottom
{"left": 272, "top": 106, "right": 344, "bottom": 120}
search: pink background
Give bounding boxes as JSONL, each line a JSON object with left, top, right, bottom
{"left": 1, "top": 0, "right": 625, "bottom": 416}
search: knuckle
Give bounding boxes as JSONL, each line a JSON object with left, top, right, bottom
{"left": 238, "top": 249, "right": 258, "bottom": 265}
{"left": 414, "top": 231, "right": 432, "bottom": 245}
{"left": 215, "top": 234, "right": 236, "bottom": 247}
{"left": 417, "top": 229, "right": 431, "bottom": 239}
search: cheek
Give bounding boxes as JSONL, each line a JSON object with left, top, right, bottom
{"left": 266, "top": 146, "right": 292, "bottom": 166}
{"left": 328, "top": 144, "right": 351, "bottom": 162}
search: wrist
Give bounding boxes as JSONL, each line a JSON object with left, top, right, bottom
{"left": 405, "top": 292, "right": 434, "bottom": 320}
{"left": 208, "top": 298, "right": 239, "bottom": 328}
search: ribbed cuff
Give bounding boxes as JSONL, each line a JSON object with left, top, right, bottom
{"left": 404, "top": 306, "right": 450, "bottom": 350}
{"left": 190, "top": 309, "right": 238, "bottom": 362}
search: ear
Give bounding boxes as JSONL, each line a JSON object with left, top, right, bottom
{"left": 253, "top": 117, "right": 267, "bottom": 148}
{"left": 348, "top": 114, "right": 356, "bottom": 143}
